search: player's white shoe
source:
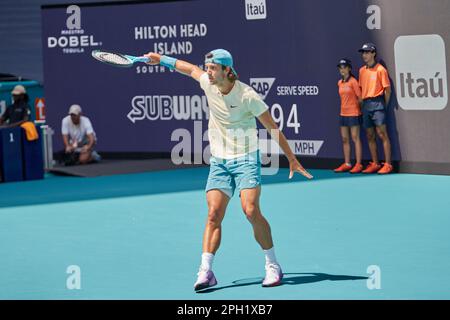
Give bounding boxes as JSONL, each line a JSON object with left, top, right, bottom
{"left": 262, "top": 263, "right": 283, "bottom": 287}
{"left": 194, "top": 268, "right": 217, "bottom": 292}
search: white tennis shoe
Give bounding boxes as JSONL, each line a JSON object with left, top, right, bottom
{"left": 194, "top": 268, "right": 217, "bottom": 291}
{"left": 262, "top": 263, "right": 283, "bottom": 287}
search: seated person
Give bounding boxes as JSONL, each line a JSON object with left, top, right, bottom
{"left": 61, "top": 104, "right": 101, "bottom": 165}
{"left": 0, "top": 85, "right": 31, "bottom": 128}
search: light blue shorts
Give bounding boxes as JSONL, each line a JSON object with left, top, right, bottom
{"left": 205, "top": 151, "right": 261, "bottom": 198}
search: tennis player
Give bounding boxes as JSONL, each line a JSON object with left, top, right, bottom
{"left": 144, "top": 49, "right": 313, "bottom": 291}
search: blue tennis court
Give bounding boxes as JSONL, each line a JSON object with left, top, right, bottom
{"left": 1, "top": 168, "right": 449, "bottom": 299}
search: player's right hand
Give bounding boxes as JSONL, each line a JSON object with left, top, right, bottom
{"left": 144, "top": 52, "right": 161, "bottom": 65}
{"left": 289, "top": 158, "right": 313, "bottom": 180}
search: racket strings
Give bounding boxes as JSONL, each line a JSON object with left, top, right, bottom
{"left": 95, "top": 52, "right": 130, "bottom": 65}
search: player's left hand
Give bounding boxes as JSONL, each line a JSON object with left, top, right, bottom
{"left": 289, "top": 157, "right": 313, "bottom": 180}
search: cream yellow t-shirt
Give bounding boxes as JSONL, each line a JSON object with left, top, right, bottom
{"left": 199, "top": 73, "right": 269, "bottom": 159}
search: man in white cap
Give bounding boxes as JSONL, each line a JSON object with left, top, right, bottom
{"left": 61, "top": 104, "right": 100, "bottom": 165}
{"left": 0, "top": 85, "right": 31, "bottom": 127}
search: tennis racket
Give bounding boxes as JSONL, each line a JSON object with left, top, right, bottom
{"left": 91, "top": 50, "right": 151, "bottom": 67}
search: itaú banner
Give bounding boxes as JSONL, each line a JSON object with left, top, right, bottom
{"left": 42, "top": 0, "right": 449, "bottom": 164}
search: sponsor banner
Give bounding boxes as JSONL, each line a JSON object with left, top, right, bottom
{"left": 41, "top": 0, "right": 448, "bottom": 162}
{"left": 245, "top": 0, "right": 267, "bottom": 20}
{"left": 46, "top": 5, "right": 102, "bottom": 54}
{"left": 394, "top": 34, "right": 447, "bottom": 110}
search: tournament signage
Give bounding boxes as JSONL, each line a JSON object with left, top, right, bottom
{"left": 42, "top": 0, "right": 449, "bottom": 164}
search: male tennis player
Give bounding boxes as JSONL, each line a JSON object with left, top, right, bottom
{"left": 145, "top": 49, "right": 313, "bottom": 291}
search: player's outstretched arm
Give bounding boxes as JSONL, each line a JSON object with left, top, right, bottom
{"left": 144, "top": 52, "right": 205, "bottom": 82}
{"left": 257, "top": 110, "right": 313, "bottom": 180}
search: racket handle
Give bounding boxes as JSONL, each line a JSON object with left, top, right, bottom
{"left": 134, "top": 56, "right": 151, "bottom": 63}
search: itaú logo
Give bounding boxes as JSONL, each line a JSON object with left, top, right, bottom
{"left": 394, "top": 34, "right": 448, "bottom": 110}
{"left": 245, "top": 0, "right": 267, "bottom": 20}
{"left": 47, "top": 5, "right": 102, "bottom": 53}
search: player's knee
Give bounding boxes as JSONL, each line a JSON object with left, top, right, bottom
{"left": 242, "top": 203, "right": 260, "bottom": 223}
{"left": 207, "top": 206, "right": 223, "bottom": 227}
{"left": 351, "top": 133, "right": 360, "bottom": 143}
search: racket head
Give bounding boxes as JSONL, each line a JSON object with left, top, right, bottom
{"left": 91, "top": 50, "right": 135, "bottom": 67}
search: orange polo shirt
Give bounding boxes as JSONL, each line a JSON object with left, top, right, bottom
{"left": 359, "top": 63, "right": 390, "bottom": 99}
{"left": 338, "top": 77, "right": 361, "bottom": 116}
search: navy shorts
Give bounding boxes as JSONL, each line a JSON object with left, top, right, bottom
{"left": 362, "top": 97, "right": 387, "bottom": 128}
{"left": 340, "top": 116, "right": 362, "bottom": 127}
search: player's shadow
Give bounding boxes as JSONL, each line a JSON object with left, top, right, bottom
{"left": 196, "top": 272, "right": 368, "bottom": 294}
